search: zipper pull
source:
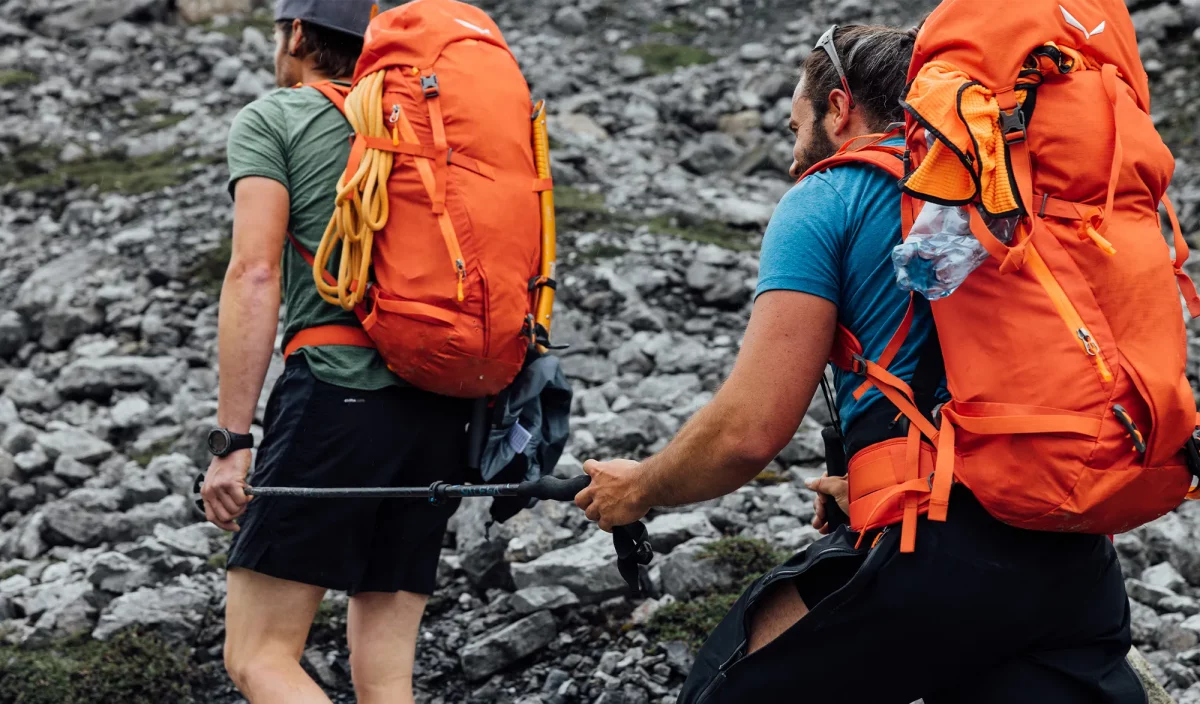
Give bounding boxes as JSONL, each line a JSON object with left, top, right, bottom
{"left": 455, "top": 259, "right": 466, "bottom": 302}
{"left": 389, "top": 104, "right": 401, "bottom": 124}
{"left": 1112, "top": 404, "right": 1147, "bottom": 454}
{"left": 1077, "top": 328, "right": 1100, "bottom": 356}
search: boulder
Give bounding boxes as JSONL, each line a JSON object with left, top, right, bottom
{"left": 511, "top": 530, "right": 628, "bottom": 603}
{"left": 644, "top": 512, "right": 718, "bottom": 553}
{"left": 510, "top": 585, "right": 580, "bottom": 615}
{"left": 93, "top": 583, "right": 211, "bottom": 642}
{"left": 460, "top": 611, "right": 557, "bottom": 681}
{"left": 56, "top": 356, "right": 185, "bottom": 400}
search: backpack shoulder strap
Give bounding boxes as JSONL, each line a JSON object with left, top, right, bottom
{"left": 304, "top": 81, "right": 351, "bottom": 114}
{"left": 800, "top": 129, "right": 907, "bottom": 182}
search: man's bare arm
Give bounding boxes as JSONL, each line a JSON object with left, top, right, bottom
{"left": 577, "top": 290, "right": 837, "bottom": 529}
{"left": 216, "top": 177, "right": 290, "bottom": 432}
{"left": 201, "top": 176, "right": 289, "bottom": 531}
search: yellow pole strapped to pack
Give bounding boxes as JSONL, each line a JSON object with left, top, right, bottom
{"left": 531, "top": 100, "right": 557, "bottom": 352}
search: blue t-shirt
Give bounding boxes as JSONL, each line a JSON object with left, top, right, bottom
{"left": 755, "top": 140, "right": 946, "bottom": 433}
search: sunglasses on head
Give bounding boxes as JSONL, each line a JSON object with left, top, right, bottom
{"left": 814, "top": 24, "right": 856, "bottom": 110}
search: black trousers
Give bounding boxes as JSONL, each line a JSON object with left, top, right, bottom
{"left": 679, "top": 486, "right": 1144, "bottom": 704}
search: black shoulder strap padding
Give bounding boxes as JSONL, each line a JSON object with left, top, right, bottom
{"left": 909, "top": 295, "right": 944, "bottom": 422}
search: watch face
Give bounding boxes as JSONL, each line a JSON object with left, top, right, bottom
{"left": 208, "top": 430, "right": 230, "bottom": 456}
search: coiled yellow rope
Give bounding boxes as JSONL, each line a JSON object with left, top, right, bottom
{"left": 313, "top": 70, "right": 394, "bottom": 310}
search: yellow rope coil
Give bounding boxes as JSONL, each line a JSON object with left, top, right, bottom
{"left": 313, "top": 70, "right": 394, "bottom": 310}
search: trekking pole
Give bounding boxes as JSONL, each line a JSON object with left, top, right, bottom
{"left": 191, "top": 473, "right": 655, "bottom": 597}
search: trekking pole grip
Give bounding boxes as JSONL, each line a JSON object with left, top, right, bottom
{"left": 517, "top": 474, "right": 591, "bottom": 502}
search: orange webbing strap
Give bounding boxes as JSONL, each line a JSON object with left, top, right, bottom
{"left": 852, "top": 295, "right": 914, "bottom": 398}
{"left": 1164, "top": 195, "right": 1200, "bottom": 318}
{"left": 359, "top": 137, "right": 497, "bottom": 180}
{"left": 287, "top": 232, "right": 368, "bottom": 315}
{"left": 284, "top": 325, "right": 375, "bottom": 358}
{"left": 968, "top": 205, "right": 1029, "bottom": 274}
{"left": 392, "top": 82, "right": 466, "bottom": 301}
{"left": 533, "top": 178, "right": 554, "bottom": 192}
{"left": 1095, "top": 65, "right": 1124, "bottom": 240}
{"left": 829, "top": 324, "right": 864, "bottom": 372}
{"left": 856, "top": 359, "right": 939, "bottom": 441}
{"left": 900, "top": 421, "right": 923, "bottom": 552}
{"left": 421, "top": 68, "right": 448, "bottom": 215}
{"left": 305, "top": 81, "right": 349, "bottom": 114}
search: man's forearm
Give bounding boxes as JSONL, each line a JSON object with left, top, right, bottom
{"left": 635, "top": 396, "right": 781, "bottom": 509}
{"left": 216, "top": 262, "right": 281, "bottom": 433}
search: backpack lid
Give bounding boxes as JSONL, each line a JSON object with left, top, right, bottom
{"left": 356, "top": 0, "right": 513, "bottom": 78}
{"left": 912, "top": 0, "right": 1150, "bottom": 111}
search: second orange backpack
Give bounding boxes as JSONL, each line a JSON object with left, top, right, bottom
{"left": 820, "top": 0, "right": 1200, "bottom": 552}
{"left": 286, "top": 0, "right": 555, "bottom": 398}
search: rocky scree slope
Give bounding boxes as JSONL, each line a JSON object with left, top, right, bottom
{"left": 3, "top": 0, "right": 1200, "bottom": 702}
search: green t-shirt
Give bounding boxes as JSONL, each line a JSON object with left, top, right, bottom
{"left": 226, "top": 85, "right": 401, "bottom": 391}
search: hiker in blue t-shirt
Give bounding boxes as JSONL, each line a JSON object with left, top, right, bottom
{"left": 576, "top": 24, "right": 1144, "bottom": 704}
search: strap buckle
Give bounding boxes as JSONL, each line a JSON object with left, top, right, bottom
{"left": 999, "top": 107, "right": 1026, "bottom": 145}
{"left": 421, "top": 74, "right": 440, "bottom": 99}
{"left": 851, "top": 353, "right": 868, "bottom": 376}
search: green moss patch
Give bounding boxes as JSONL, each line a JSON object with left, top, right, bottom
{"left": 0, "top": 630, "right": 195, "bottom": 704}
{"left": 649, "top": 20, "right": 701, "bottom": 38}
{"left": 648, "top": 214, "right": 756, "bottom": 251}
{"left": 188, "top": 238, "right": 233, "bottom": 296}
{"left": 206, "top": 553, "right": 228, "bottom": 570}
{"left": 625, "top": 43, "right": 716, "bottom": 75}
{"left": 644, "top": 537, "right": 787, "bottom": 651}
{"left": 11, "top": 150, "right": 218, "bottom": 195}
{"left": 203, "top": 12, "right": 276, "bottom": 39}
{"left": 0, "top": 70, "right": 39, "bottom": 88}
{"left": 754, "top": 468, "right": 791, "bottom": 485}
{"left": 555, "top": 186, "right": 608, "bottom": 214}
{"left": 700, "top": 537, "right": 789, "bottom": 586}
{"left": 129, "top": 436, "right": 179, "bottom": 468}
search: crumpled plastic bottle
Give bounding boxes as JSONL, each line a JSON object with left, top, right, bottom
{"left": 892, "top": 202, "right": 1019, "bottom": 300}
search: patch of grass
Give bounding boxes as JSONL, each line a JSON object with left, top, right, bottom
{"left": 131, "top": 98, "right": 163, "bottom": 117}
{"left": 700, "top": 537, "right": 789, "bottom": 587}
{"left": 0, "top": 630, "right": 195, "bottom": 704}
{"left": 0, "top": 144, "right": 58, "bottom": 187}
{"left": 134, "top": 112, "right": 188, "bottom": 136}
{"left": 189, "top": 238, "right": 233, "bottom": 295}
{"left": 13, "top": 150, "right": 218, "bottom": 195}
{"left": 644, "top": 537, "right": 787, "bottom": 652}
{"left": 129, "top": 437, "right": 178, "bottom": 468}
{"left": 555, "top": 186, "right": 607, "bottom": 214}
{"left": 206, "top": 553, "right": 227, "bottom": 570}
{"left": 312, "top": 599, "right": 346, "bottom": 628}
{"left": 0, "top": 566, "right": 25, "bottom": 580}
{"left": 625, "top": 43, "right": 716, "bottom": 75}
{"left": 645, "top": 593, "right": 737, "bottom": 651}
{"left": 754, "top": 468, "right": 791, "bottom": 485}
{"left": 649, "top": 214, "right": 756, "bottom": 251}
{"left": 649, "top": 19, "right": 700, "bottom": 38}
{"left": 577, "top": 242, "right": 628, "bottom": 262}
{"left": 203, "top": 13, "right": 276, "bottom": 39}
{"left": 0, "top": 70, "right": 39, "bottom": 88}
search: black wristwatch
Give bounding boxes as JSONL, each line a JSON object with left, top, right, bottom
{"left": 207, "top": 428, "right": 254, "bottom": 458}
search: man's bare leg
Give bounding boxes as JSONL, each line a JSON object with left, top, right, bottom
{"left": 224, "top": 568, "right": 330, "bottom": 703}
{"left": 747, "top": 581, "right": 810, "bottom": 654}
{"left": 347, "top": 590, "right": 429, "bottom": 704}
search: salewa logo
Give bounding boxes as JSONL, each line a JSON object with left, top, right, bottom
{"left": 454, "top": 18, "right": 492, "bottom": 35}
{"left": 1060, "top": 5, "right": 1106, "bottom": 41}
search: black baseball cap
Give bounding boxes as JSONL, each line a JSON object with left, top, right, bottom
{"left": 274, "top": 0, "right": 377, "bottom": 37}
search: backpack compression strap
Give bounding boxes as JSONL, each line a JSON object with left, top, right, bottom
{"left": 283, "top": 232, "right": 375, "bottom": 359}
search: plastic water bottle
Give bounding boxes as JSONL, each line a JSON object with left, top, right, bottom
{"left": 892, "top": 202, "right": 1019, "bottom": 300}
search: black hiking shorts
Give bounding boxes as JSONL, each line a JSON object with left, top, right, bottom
{"left": 228, "top": 356, "right": 471, "bottom": 595}
{"left": 679, "top": 485, "right": 1143, "bottom": 704}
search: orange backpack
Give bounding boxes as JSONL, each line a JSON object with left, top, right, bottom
{"left": 809, "top": 0, "right": 1200, "bottom": 553}
{"left": 285, "top": 0, "right": 556, "bottom": 398}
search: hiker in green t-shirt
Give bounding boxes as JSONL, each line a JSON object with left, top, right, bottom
{"left": 201, "top": 2, "right": 472, "bottom": 702}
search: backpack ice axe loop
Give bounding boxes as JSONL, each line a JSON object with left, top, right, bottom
{"left": 191, "top": 473, "right": 655, "bottom": 597}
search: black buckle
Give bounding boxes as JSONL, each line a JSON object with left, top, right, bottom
{"left": 528, "top": 276, "right": 558, "bottom": 292}
{"left": 851, "top": 353, "right": 868, "bottom": 376}
{"left": 421, "top": 74, "right": 439, "bottom": 99}
{"left": 999, "top": 107, "right": 1026, "bottom": 144}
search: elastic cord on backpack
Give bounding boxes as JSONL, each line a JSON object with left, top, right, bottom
{"left": 313, "top": 70, "right": 394, "bottom": 310}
